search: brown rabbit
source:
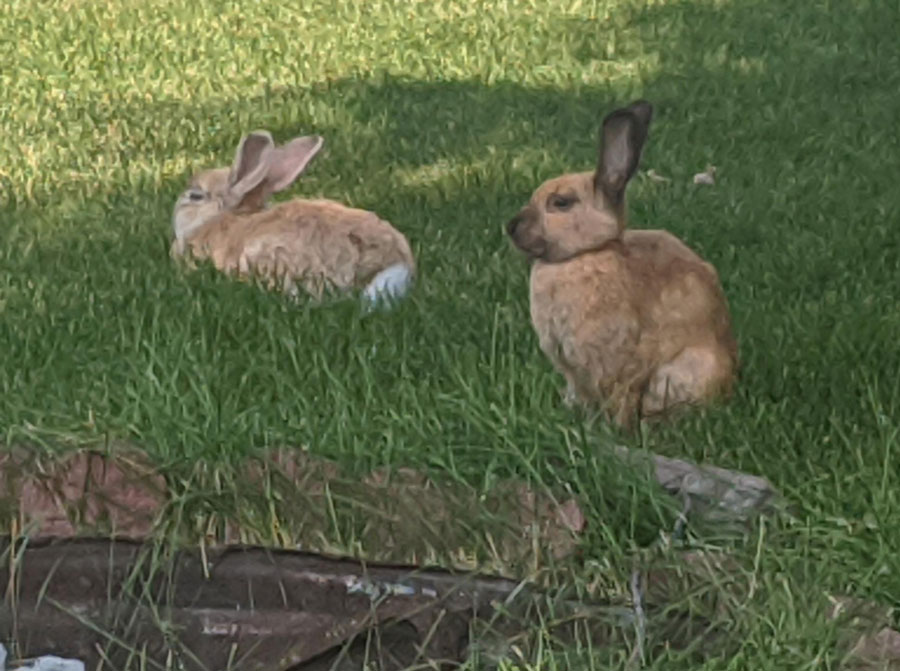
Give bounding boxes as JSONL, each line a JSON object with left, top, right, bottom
{"left": 507, "top": 101, "right": 737, "bottom": 427}
{"left": 171, "top": 131, "right": 415, "bottom": 307}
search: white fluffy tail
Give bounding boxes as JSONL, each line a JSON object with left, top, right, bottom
{"left": 362, "top": 262, "right": 414, "bottom": 309}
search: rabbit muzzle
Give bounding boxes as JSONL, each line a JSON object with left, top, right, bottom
{"left": 507, "top": 206, "right": 547, "bottom": 259}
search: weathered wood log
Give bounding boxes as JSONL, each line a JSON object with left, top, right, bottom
{"left": 7, "top": 537, "right": 758, "bottom": 671}
{"left": 0, "top": 537, "right": 526, "bottom": 671}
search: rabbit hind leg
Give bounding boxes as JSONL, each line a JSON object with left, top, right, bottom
{"left": 641, "top": 345, "right": 733, "bottom": 418}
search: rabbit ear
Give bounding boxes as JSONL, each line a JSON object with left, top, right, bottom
{"left": 594, "top": 100, "right": 653, "bottom": 205}
{"left": 227, "top": 131, "right": 275, "bottom": 203}
{"left": 265, "top": 135, "right": 325, "bottom": 193}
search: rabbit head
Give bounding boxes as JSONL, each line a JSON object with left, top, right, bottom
{"left": 507, "top": 100, "right": 653, "bottom": 263}
{"left": 171, "top": 131, "right": 324, "bottom": 251}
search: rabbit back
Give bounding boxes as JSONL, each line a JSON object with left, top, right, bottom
{"left": 184, "top": 198, "right": 414, "bottom": 299}
{"left": 529, "top": 229, "right": 736, "bottom": 424}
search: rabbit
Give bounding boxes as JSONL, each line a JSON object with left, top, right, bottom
{"left": 170, "top": 130, "right": 415, "bottom": 307}
{"left": 506, "top": 100, "right": 737, "bottom": 428}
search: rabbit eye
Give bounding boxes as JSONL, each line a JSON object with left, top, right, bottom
{"left": 187, "top": 189, "right": 206, "bottom": 202}
{"left": 548, "top": 194, "right": 576, "bottom": 211}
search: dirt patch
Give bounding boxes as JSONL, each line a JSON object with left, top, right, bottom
{"left": 0, "top": 448, "right": 166, "bottom": 538}
{"left": 0, "top": 446, "right": 585, "bottom": 573}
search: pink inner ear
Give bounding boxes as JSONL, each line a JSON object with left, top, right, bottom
{"left": 226, "top": 131, "right": 275, "bottom": 206}
{"left": 231, "top": 132, "right": 273, "bottom": 187}
{"left": 266, "top": 135, "right": 325, "bottom": 193}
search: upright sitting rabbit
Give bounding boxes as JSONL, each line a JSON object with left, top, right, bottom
{"left": 506, "top": 101, "right": 737, "bottom": 427}
{"left": 171, "top": 131, "right": 415, "bottom": 307}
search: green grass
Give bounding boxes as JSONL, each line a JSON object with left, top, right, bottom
{"left": 1, "top": 0, "right": 899, "bottom": 667}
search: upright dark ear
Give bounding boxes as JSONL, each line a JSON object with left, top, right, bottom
{"left": 264, "top": 135, "right": 324, "bottom": 193}
{"left": 227, "top": 131, "right": 274, "bottom": 205}
{"left": 594, "top": 100, "right": 653, "bottom": 205}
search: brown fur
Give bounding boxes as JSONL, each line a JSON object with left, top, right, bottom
{"left": 508, "top": 101, "right": 737, "bottom": 427}
{"left": 170, "top": 132, "right": 415, "bottom": 300}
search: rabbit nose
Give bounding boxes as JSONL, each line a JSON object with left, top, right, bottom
{"left": 507, "top": 213, "right": 524, "bottom": 236}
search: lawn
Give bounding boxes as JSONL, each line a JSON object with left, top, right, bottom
{"left": 1, "top": 0, "right": 899, "bottom": 667}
